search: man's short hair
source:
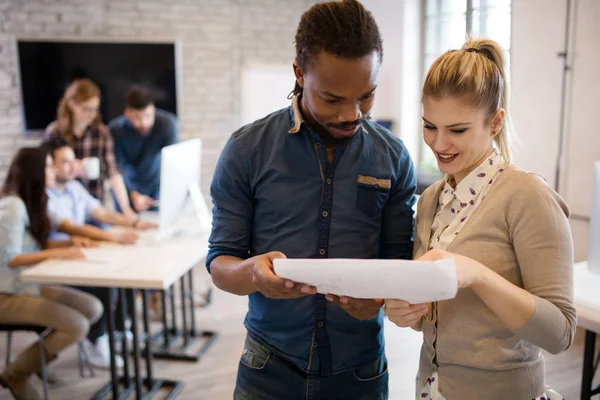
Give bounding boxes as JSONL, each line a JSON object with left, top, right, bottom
{"left": 41, "top": 135, "right": 71, "bottom": 157}
{"left": 125, "top": 85, "right": 155, "bottom": 110}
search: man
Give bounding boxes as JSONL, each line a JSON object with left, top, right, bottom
{"left": 207, "top": 1, "right": 416, "bottom": 399}
{"left": 108, "top": 85, "right": 178, "bottom": 212}
{"left": 44, "top": 156, "right": 140, "bottom": 246}
{"left": 43, "top": 136, "right": 157, "bottom": 369}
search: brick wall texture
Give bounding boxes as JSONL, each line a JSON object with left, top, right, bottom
{"left": 0, "top": 0, "right": 318, "bottom": 198}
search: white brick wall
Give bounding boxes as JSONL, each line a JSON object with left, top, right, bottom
{"left": 0, "top": 0, "right": 317, "bottom": 198}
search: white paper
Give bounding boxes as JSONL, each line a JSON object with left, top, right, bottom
{"left": 273, "top": 258, "right": 458, "bottom": 303}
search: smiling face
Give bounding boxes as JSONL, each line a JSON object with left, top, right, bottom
{"left": 293, "top": 50, "right": 380, "bottom": 144}
{"left": 52, "top": 146, "right": 77, "bottom": 184}
{"left": 422, "top": 95, "right": 505, "bottom": 184}
{"left": 67, "top": 96, "right": 100, "bottom": 130}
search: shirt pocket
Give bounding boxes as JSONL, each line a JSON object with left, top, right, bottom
{"left": 356, "top": 175, "right": 391, "bottom": 217}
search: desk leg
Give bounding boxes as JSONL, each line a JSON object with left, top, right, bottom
{"left": 141, "top": 290, "right": 154, "bottom": 392}
{"left": 119, "top": 289, "right": 131, "bottom": 389}
{"left": 169, "top": 286, "right": 177, "bottom": 335}
{"left": 180, "top": 277, "right": 189, "bottom": 347}
{"left": 161, "top": 290, "right": 169, "bottom": 348}
{"left": 130, "top": 289, "right": 143, "bottom": 399}
{"left": 581, "top": 330, "right": 599, "bottom": 400}
{"left": 108, "top": 288, "right": 120, "bottom": 400}
{"left": 187, "top": 270, "right": 196, "bottom": 337}
{"left": 91, "top": 287, "right": 184, "bottom": 400}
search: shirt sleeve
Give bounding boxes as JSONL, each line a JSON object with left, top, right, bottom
{"left": 0, "top": 197, "right": 28, "bottom": 266}
{"left": 509, "top": 174, "right": 577, "bottom": 354}
{"left": 46, "top": 199, "right": 67, "bottom": 230}
{"left": 205, "top": 134, "right": 253, "bottom": 272}
{"left": 379, "top": 148, "right": 417, "bottom": 260}
{"left": 74, "top": 181, "right": 102, "bottom": 220}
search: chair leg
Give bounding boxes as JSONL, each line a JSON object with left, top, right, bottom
{"left": 5, "top": 331, "right": 12, "bottom": 367}
{"left": 38, "top": 337, "right": 49, "bottom": 400}
{"left": 78, "top": 342, "right": 95, "bottom": 378}
{"left": 77, "top": 343, "right": 84, "bottom": 378}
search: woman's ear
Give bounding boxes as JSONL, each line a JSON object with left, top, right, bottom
{"left": 490, "top": 108, "right": 505, "bottom": 136}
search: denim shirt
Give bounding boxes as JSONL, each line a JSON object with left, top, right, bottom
{"left": 0, "top": 196, "right": 42, "bottom": 295}
{"left": 207, "top": 96, "right": 416, "bottom": 376}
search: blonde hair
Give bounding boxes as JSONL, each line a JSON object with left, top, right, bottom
{"left": 56, "top": 78, "right": 102, "bottom": 140}
{"left": 422, "top": 38, "right": 513, "bottom": 163}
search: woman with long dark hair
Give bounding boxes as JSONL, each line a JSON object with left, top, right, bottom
{"left": 0, "top": 148, "right": 103, "bottom": 400}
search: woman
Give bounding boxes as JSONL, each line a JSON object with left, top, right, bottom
{"left": 386, "top": 38, "right": 576, "bottom": 399}
{"left": 0, "top": 148, "right": 103, "bottom": 400}
{"left": 45, "top": 78, "right": 136, "bottom": 223}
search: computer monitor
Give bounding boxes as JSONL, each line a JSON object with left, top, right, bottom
{"left": 157, "top": 138, "right": 211, "bottom": 239}
{"left": 588, "top": 161, "right": 600, "bottom": 275}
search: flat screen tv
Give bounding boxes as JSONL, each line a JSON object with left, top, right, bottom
{"left": 17, "top": 39, "right": 178, "bottom": 136}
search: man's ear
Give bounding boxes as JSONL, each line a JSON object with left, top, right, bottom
{"left": 293, "top": 62, "right": 305, "bottom": 89}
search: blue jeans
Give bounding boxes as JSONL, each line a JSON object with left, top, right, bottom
{"left": 234, "top": 334, "right": 388, "bottom": 400}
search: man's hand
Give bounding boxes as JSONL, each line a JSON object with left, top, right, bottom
{"left": 122, "top": 208, "right": 138, "bottom": 225}
{"left": 252, "top": 251, "right": 317, "bottom": 299}
{"left": 325, "top": 295, "right": 384, "bottom": 320}
{"left": 131, "top": 191, "right": 154, "bottom": 213}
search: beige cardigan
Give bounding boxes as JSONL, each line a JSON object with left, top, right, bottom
{"left": 414, "top": 166, "right": 577, "bottom": 399}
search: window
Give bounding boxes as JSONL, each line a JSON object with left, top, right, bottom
{"left": 418, "top": 0, "right": 512, "bottom": 168}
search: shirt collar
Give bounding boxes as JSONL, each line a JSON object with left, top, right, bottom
{"left": 441, "top": 150, "right": 502, "bottom": 206}
{"left": 288, "top": 94, "right": 304, "bottom": 134}
{"left": 47, "top": 182, "right": 72, "bottom": 197}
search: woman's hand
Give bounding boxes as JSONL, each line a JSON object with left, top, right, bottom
{"left": 385, "top": 300, "right": 428, "bottom": 328}
{"left": 52, "top": 246, "right": 86, "bottom": 260}
{"left": 417, "top": 249, "right": 485, "bottom": 289}
{"left": 70, "top": 236, "right": 98, "bottom": 248}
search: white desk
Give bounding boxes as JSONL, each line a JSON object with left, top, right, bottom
{"left": 20, "top": 233, "right": 209, "bottom": 290}
{"left": 19, "top": 230, "right": 212, "bottom": 400}
{"left": 574, "top": 261, "right": 600, "bottom": 400}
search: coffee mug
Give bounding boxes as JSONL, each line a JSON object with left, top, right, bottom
{"left": 82, "top": 157, "right": 100, "bottom": 180}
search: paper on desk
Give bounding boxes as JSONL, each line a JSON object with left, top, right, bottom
{"left": 80, "top": 248, "right": 126, "bottom": 264}
{"left": 273, "top": 258, "right": 458, "bottom": 303}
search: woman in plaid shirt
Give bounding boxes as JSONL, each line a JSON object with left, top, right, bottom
{"left": 45, "top": 79, "right": 136, "bottom": 223}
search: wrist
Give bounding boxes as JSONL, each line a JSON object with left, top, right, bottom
{"left": 470, "top": 262, "right": 489, "bottom": 291}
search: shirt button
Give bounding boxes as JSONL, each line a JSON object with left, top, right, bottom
{"left": 322, "top": 211, "right": 328, "bottom": 217}
{"left": 319, "top": 249, "right": 326, "bottom": 256}
{"left": 326, "top": 178, "right": 331, "bottom": 184}
{"left": 315, "top": 143, "right": 322, "bottom": 148}
{"left": 312, "top": 342, "right": 318, "bottom": 348}
{"left": 317, "top": 322, "right": 324, "bottom": 328}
